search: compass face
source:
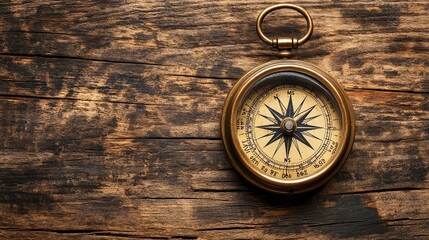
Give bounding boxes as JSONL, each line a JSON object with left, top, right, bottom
{"left": 236, "top": 71, "right": 343, "bottom": 182}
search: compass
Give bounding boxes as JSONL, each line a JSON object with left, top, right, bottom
{"left": 221, "top": 4, "right": 355, "bottom": 194}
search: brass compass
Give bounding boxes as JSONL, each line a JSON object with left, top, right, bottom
{"left": 221, "top": 4, "right": 355, "bottom": 194}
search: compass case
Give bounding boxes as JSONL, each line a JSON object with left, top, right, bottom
{"left": 221, "top": 60, "right": 355, "bottom": 194}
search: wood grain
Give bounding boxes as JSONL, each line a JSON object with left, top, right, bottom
{"left": 0, "top": 0, "right": 428, "bottom": 239}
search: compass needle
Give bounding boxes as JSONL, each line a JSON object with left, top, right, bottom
{"left": 272, "top": 137, "right": 285, "bottom": 158}
{"left": 264, "top": 104, "right": 283, "bottom": 123}
{"left": 257, "top": 131, "right": 275, "bottom": 140}
{"left": 257, "top": 124, "right": 279, "bottom": 131}
{"left": 302, "top": 114, "right": 321, "bottom": 124}
{"left": 292, "top": 138, "right": 303, "bottom": 159}
{"left": 293, "top": 132, "right": 314, "bottom": 150}
{"left": 286, "top": 95, "right": 294, "bottom": 118}
{"left": 274, "top": 95, "right": 287, "bottom": 116}
{"left": 295, "top": 105, "right": 316, "bottom": 124}
{"left": 298, "top": 124, "right": 322, "bottom": 132}
{"left": 263, "top": 131, "right": 283, "bottom": 148}
{"left": 294, "top": 96, "right": 307, "bottom": 117}
{"left": 259, "top": 113, "right": 277, "bottom": 124}
{"left": 302, "top": 131, "right": 322, "bottom": 141}
{"left": 285, "top": 136, "right": 292, "bottom": 160}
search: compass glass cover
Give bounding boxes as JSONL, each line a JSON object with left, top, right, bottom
{"left": 236, "top": 71, "right": 343, "bottom": 181}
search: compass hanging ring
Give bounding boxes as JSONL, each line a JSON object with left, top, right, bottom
{"left": 221, "top": 4, "right": 355, "bottom": 194}
{"left": 256, "top": 3, "right": 313, "bottom": 56}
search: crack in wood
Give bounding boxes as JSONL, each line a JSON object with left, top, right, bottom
{"left": 330, "top": 187, "right": 428, "bottom": 196}
{"left": 0, "top": 52, "right": 173, "bottom": 67}
{"left": 0, "top": 228, "right": 171, "bottom": 239}
{"left": 348, "top": 87, "right": 429, "bottom": 95}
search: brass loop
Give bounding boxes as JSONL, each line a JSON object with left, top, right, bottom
{"left": 256, "top": 4, "right": 313, "bottom": 49}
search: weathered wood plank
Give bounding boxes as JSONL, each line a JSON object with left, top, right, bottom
{"left": 0, "top": 0, "right": 428, "bottom": 239}
{"left": 0, "top": 137, "right": 427, "bottom": 198}
{"left": 0, "top": 1, "right": 428, "bottom": 93}
{"left": 0, "top": 185, "right": 427, "bottom": 239}
{"left": 0, "top": 77, "right": 426, "bottom": 141}
{"left": 0, "top": 138, "right": 427, "bottom": 237}
{"left": 0, "top": 80, "right": 427, "bottom": 140}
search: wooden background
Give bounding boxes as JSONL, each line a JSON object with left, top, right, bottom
{"left": 0, "top": 0, "right": 428, "bottom": 239}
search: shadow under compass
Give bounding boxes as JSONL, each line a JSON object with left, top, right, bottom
{"left": 251, "top": 185, "right": 324, "bottom": 206}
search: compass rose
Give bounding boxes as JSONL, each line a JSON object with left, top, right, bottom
{"left": 257, "top": 94, "right": 322, "bottom": 160}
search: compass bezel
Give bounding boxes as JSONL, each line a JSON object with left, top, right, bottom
{"left": 221, "top": 60, "right": 355, "bottom": 194}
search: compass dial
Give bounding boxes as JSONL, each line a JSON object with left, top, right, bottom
{"left": 237, "top": 72, "right": 341, "bottom": 181}
{"left": 221, "top": 61, "right": 355, "bottom": 194}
